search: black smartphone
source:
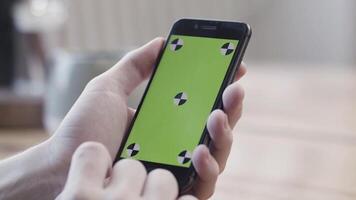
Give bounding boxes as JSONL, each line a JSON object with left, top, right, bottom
{"left": 115, "top": 19, "right": 251, "bottom": 192}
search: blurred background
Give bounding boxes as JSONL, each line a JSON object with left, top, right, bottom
{"left": 0, "top": 0, "right": 356, "bottom": 199}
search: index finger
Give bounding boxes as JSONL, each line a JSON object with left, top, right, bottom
{"left": 234, "top": 62, "right": 247, "bottom": 81}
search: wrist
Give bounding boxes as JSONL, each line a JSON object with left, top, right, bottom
{"left": 45, "top": 137, "right": 71, "bottom": 197}
{"left": 26, "top": 140, "right": 69, "bottom": 198}
{"left": 0, "top": 139, "right": 67, "bottom": 200}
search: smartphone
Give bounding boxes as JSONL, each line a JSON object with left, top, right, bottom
{"left": 114, "top": 19, "right": 251, "bottom": 192}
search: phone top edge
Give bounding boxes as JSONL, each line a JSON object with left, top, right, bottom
{"left": 173, "top": 18, "right": 250, "bottom": 26}
{"left": 173, "top": 18, "right": 251, "bottom": 33}
{"left": 172, "top": 18, "right": 251, "bottom": 40}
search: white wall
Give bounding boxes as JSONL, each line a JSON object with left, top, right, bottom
{"left": 50, "top": 0, "right": 355, "bottom": 65}
{"left": 246, "top": 0, "right": 356, "bottom": 65}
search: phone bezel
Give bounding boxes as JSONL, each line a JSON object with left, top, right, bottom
{"left": 114, "top": 18, "right": 251, "bottom": 193}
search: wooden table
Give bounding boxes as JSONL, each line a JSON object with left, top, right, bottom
{"left": 1, "top": 63, "right": 356, "bottom": 199}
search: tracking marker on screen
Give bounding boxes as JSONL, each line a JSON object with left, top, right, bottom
{"left": 126, "top": 143, "right": 140, "bottom": 157}
{"left": 173, "top": 92, "right": 188, "bottom": 106}
{"left": 177, "top": 150, "right": 191, "bottom": 164}
{"left": 220, "top": 42, "right": 235, "bottom": 56}
{"left": 170, "top": 38, "right": 184, "bottom": 51}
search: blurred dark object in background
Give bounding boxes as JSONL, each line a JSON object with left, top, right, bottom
{"left": 0, "top": 0, "right": 44, "bottom": 128}
{"left": 0, "top": 0, "right": 18, "bottom": 87}
{"left": 0, "top": 0, "right": 67, "bottom": 128}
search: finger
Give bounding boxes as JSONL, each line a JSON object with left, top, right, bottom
{"left": 222, "top": 83, "right": 244, "bottom": 127}
{"left": 191, "top": 145, "right": 219, "bottom": 199}
{"left": 177, "top": 195, "right": 198, "bottom": 200}
{"left": 127, "top": 107, "right": 136, "bottom": 122}
{"left": 142, "top": 169, "right": 178, "bottom": 200}
{"left": 66, "top": 142, "right": 112, "bottom": 188}
{"left": 207, "top": 109, "right": 233, "bottom": 172}
{"left": 106, "top": 159, "right": 147, "bottom": 198}
{"left": 105, "top": 37, "right": 165, "bottom": 96}
{"left": 234, "top": 62, "right": 247, "bottom": 81}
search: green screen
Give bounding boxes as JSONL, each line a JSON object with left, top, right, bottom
{"left": 121, "top": 35, "right": 239, "bottom": 167}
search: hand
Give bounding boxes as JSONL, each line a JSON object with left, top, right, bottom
{"left": 190, "top": 60, "right": 245, "bottom": 199}
{"left": 48, "top": 38, "right": 167, "bottom": 184}
{"left": 49, "top": 37, "right": 246, "bottom": 198}
{"left": 57, "top": 142, "right": 196, "bottom": 200}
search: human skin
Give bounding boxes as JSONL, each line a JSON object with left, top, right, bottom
{"left": 56, "top": 142, "right": 198, "bottom": 200}
{"left": 0, "top": 38, "right": 246, "bottom": 200}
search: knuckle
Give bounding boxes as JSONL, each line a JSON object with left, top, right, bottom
{"left": 118, "top": 158, "right": 143, "bottom": 167}
{"left": 225, "top": 131, "right": 234, "bottom": 146}
{"left": 122, "top": 50, "right": 148, "bottom": 79}
{"left": 121, "top": 51, "right": 139, "bottom": 70}
{"left": 150, "top": 168, "right": 176, "bottom": 183}
{"left": 206, "top": 190, "right": 215, "bottom": 199}
{"left": 147, "top": 169, "right": 179, "bottom": 196}
{"left": 200, "top": 188, "right": 216, "bottom": 200}
{"left": 86, "top": 75, "right": 104, "bottom": 89}
{"left": 236, "top": 102, "right": 243, "bottom": 118}
{"left": 193, "top": 185, "right": 216, "bottom": 200}
{"left": 178, "top": 195, "right": 198, "bottom": 200}
{"left": 213, "top": 130, "right": 233, "bottom": 151}
{"left": 238, "top": 84, "right": 245, "bottom": 99}
{"left": 61, "top": 188, "right": 96, "bottom": 200}
{"left": 85, "top": 74, "right": 116, "bottom": 92}
{"left": 150, "top": 168, "right": 171, "bottom": 176}
{"left": 73, "top": 142, "right": 108, "bottom": 161}
{"left": 219, "top": 163, "right": 227, "bottom": 174}
{"left": 85, "top": 74, "right": 124, "bottom": 98}
{"left": 115, "top": 159, "right": 146, "bottom": 175}
{"left": 105, "top": 192, "right": 135, "bottom": 200}
{"left": 125, "top": 51, "right": 138, "bottom": 65}
{"left": 212, "top": 166, "right": 220, "bottom": 178}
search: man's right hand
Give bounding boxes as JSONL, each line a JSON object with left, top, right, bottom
{"left": 56, "top": 142, "right": 197, "bottom": 200}
{"left": 50, "top": 37, "right": 246, "bottom": 199}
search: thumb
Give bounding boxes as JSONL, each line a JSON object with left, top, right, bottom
{"left": 105, "top": 37, "right": 165, "bottom": 96}
{"left": 65, "top": 142, "right": 112, "bottom": 188}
